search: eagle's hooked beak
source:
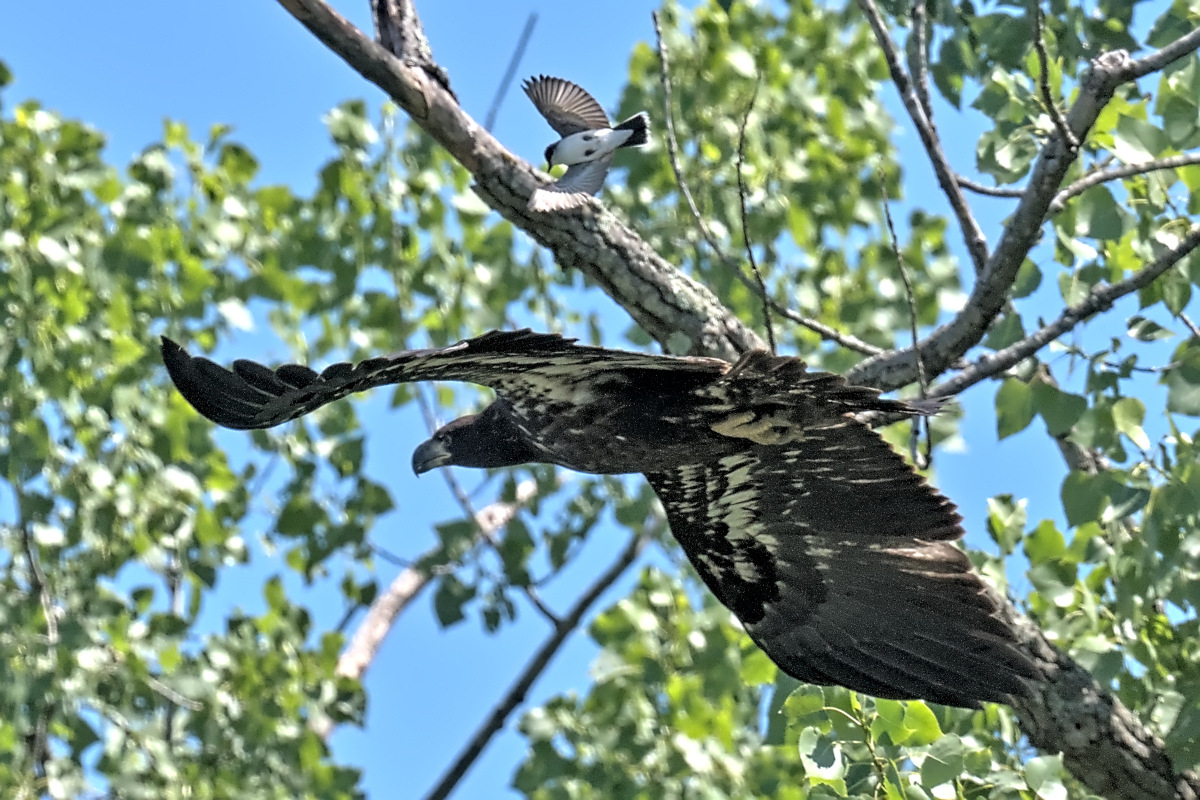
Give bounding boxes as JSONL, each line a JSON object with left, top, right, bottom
{"left": 411, "top": 437, "right": 452, "bottom": 475}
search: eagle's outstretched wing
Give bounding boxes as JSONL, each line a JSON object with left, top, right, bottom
{"left": 647, "top": 416, "right": 1036, "bottom": 707}
{"left": 161, "top": 330, "right": 729, "bottom": 431}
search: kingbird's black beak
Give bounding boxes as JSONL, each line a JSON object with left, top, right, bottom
{"left": 412, "top": 437, "right": 451, "bottom": 475}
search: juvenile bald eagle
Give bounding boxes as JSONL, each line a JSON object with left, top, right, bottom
{"left": 161, "top": 329, "right": 1036, "bottom": 708}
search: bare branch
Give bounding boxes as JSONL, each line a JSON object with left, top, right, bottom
{"left": 651, "top": 11, "right": 726, "bottom": 262}
{"left": 1051, "top": 152, "right": 1200, "bottom": 213}
{"left": 767, "top": 301, "right": 886, "bottom": 356}
{"left": 931, "top": 223, "right": 1200, "bottom": 398}
{"left": 423, "top": 532, "right": 647, "bottom": 800}
{"left": 857, "top": 0, "right": 990, "bottom": 275}
{"left": 1125, "top": 25, "right": 1200, "bottom": 80}
{"left": 1181, "top": 312, "right": 1200, "bottom": 339}
{"left": 276, "top": 0, "right": 763, "bottom": 359}
{"left": 370, "top": 0, "right": 455, "bottom": 98}
{"left": 906, "top": 0, "right": 934, "bottom": 129}
{"left": 1033, "top": 5, "right": 1079, "bottom": 151}
{"left": 878, "top": 180, "right": 931, "bottom": 467}
{"left": 483, "top": 13, "right": 537, "bottom": 132}
{"left": 848, "top": 46, "right": 1187, "bottom": 391}
{"left": 735, "top": 78, "right": 776, "bottom": 354}
{"left": 314, "top": 480, "right": 542, "bottom": 742}
{"left": 956, "top": 174, "right": 1026, "bottom": 198}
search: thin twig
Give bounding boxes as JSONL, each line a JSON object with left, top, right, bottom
{"left": 1033, "top": 5, "right": 1079, "bottom": 150}
{"left": 878, "top": 178, "right": 931, "bottom": 467}
{"left": 1050, "top": 152, "right": 1200, "bottom": 213}
{"left": 655, "top": 12, "right": 871, "bottom": 354}
{"left": 956, "top": 174, "right": 1026, "bottom": 198}
{"left": 907, "top": 0, "right": 935, "bottom": 128}
{"left": 21, "top": 524, "right": 57, "bottom": 644}
{"left": 423, "top": 532, "right": 647, "bottom": 800}
{"left": 483, "top": 13, "right": 537, "bottom": 132}
{"left": 933, "top": 223, "right": 1200, "bottom": 397}
{"left": 651, "top": 12, "right": 729, "bottom": 262}
{"left": 734, "top": 77, "right": 775, "bottom": 354}
{"left": 856, "top": 0, "right": 990, "bottom": 274}
{"left": 1181, "top": 312, "right": 1200, "bottom": 339}
{"left": 19, "top": 519, "right": 54, "bottom": 782}
{"left": 766, "top": 299, "right": 886, "bottom": 356}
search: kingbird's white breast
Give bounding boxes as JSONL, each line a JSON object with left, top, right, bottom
{"left": 550, "top": 128, "right": 633, "bottom": 166}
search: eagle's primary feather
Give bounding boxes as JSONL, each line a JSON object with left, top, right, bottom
{"left": 161, "top": 329, "right": 1037, "bottom": 707}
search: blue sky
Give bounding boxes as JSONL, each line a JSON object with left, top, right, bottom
{"left": 0, "top": 1, "right": 1182, "bottom": 798}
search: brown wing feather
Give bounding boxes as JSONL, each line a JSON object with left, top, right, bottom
{"left": 523, "top": 75, "right": 611, "bottom": 135}
{"left": 161, "top": 330, "right": 729, "bottom": 431}
{"left": 647, "top": 419, "right": 1036, "bottom": 708}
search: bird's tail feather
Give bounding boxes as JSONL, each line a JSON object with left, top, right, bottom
{"left": 614, "top": 112, "right": 650, "bottom": 147}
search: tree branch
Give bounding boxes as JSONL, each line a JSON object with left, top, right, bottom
{"left": 422, "top": 532, "right": 647, "bottom": 800}
{"left": 275, "top": 0, "right": 763, "bottom": 359}
{"left": 857, "top": 0, "right": 990, "bottom": 274}
{"left": 270, "top": 3, "right": 1200, "bottom": 795}
{"left": 652, "top": 11, "right": 875, "bottom": 357}
{"left": 848, "top": 29, "right": 1200, "bottom": 391}
{"left": 930, "top": 223, "right": 1200, "bottom": 398}
{"left": 956, "top": 174, "right": 1026, "bottom": 198}
{"left": 1051, "top": 152, "right": 1200, "bottom": 213}
{"left": 1033, "top": 5, "right": 1079, "bottom": 151}
{"left": 483, "top": 12, "right": 537, "bottom": 132}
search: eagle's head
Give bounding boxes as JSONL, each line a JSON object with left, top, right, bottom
{"left": 412, "top": 406, "right": 540, "bottom": 475}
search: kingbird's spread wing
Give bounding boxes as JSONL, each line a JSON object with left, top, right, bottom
{"left": 647, "top": 418, "right": 1037, "bottom": 707}
{"left": 522, "top": 75, "right": 611, "bottom": 136}
{"left": 528, "top": 156, "right": 613, "bottom": 211}
{"left": 161, "top": 329, "right": 728, "bottom": 430}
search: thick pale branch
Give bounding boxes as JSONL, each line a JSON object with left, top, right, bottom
{"left": 1008, "top": 611, "right": 1200, "bottom": 800}
{"left": 423, "top": 533, "right": 647, "bottom": 800}
{"left": 275, "top": 0, "right": 763, "bottom": 359}
{"left": 334, "top": 480, "right": 539, "bottom": 685}
{"left": 931, "top": 223, "right": 1200, "bottom": 397}
{"left": 857, "top": 0, "right": 990, "bottom": 274}
{"left": 271, "top": 2, "right": 1200, "bottom": 796}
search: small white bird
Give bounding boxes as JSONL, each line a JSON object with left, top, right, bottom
{"left": 522, "top": 75, "right": 650, "bottom": 211}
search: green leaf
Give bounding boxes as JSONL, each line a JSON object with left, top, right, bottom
{"left": 1163, "top": 340, "right": 1200, "bottom": 415}
{"left": 1010, "top": 259, "right": 1042, "bottom": 299}
{"left": 1032, "top": 382, "right": 1087, "bottom": 437}
{"left": 1112, "top": 397, "right": 1150, "bottom": 450}
{"left": 920, "top": 734, "right": 964, "bottom": 789}
{"left": 1061, "top": 471, "right": 1108, "bottom": 527}
{"left": 1111, "top": 115, "right": 1169, "bottom": 163}
{"left": 995, "top": 378, "right": 1034, "bottom": 439}
{"left": 1025, "top": 754, "right": 1067, "bottom": 800}
{"left": 901, "top": 701, "right": 942, "bottom": 746}
{"left": 1024, "top": 520, "right": 1067, "bottom": 563}
{"left": 434, "top": 574, "right": 475, "bottom": 628}
{"left": 986, "top": 495, "right": 1026, "bottom": 555}
{"left": 1074, "top": 186, "right": 1125, "bottom": 240}
{"left": 1127, "top": 316, "right": 1174, "bottom": 341}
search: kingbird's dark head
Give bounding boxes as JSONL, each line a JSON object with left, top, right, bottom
{"left": 543, "top": 142, "right": 558, "bottom": 167}
{"left": 411, "top": 409, "right": 541, "bottom": 475}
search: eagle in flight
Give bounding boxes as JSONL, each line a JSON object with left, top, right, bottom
{"left": 161, "top": 329, "right": 1036, "bottom": 708}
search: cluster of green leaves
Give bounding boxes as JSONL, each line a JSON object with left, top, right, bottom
{"left": 615, "top": 0, "right": 963, "bottom": 370}
{"left": 0, "top": 55, "right": 604, "bottom": 793}
{"left": 511, "top": 0, "right": 1200, "bottom": 797}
